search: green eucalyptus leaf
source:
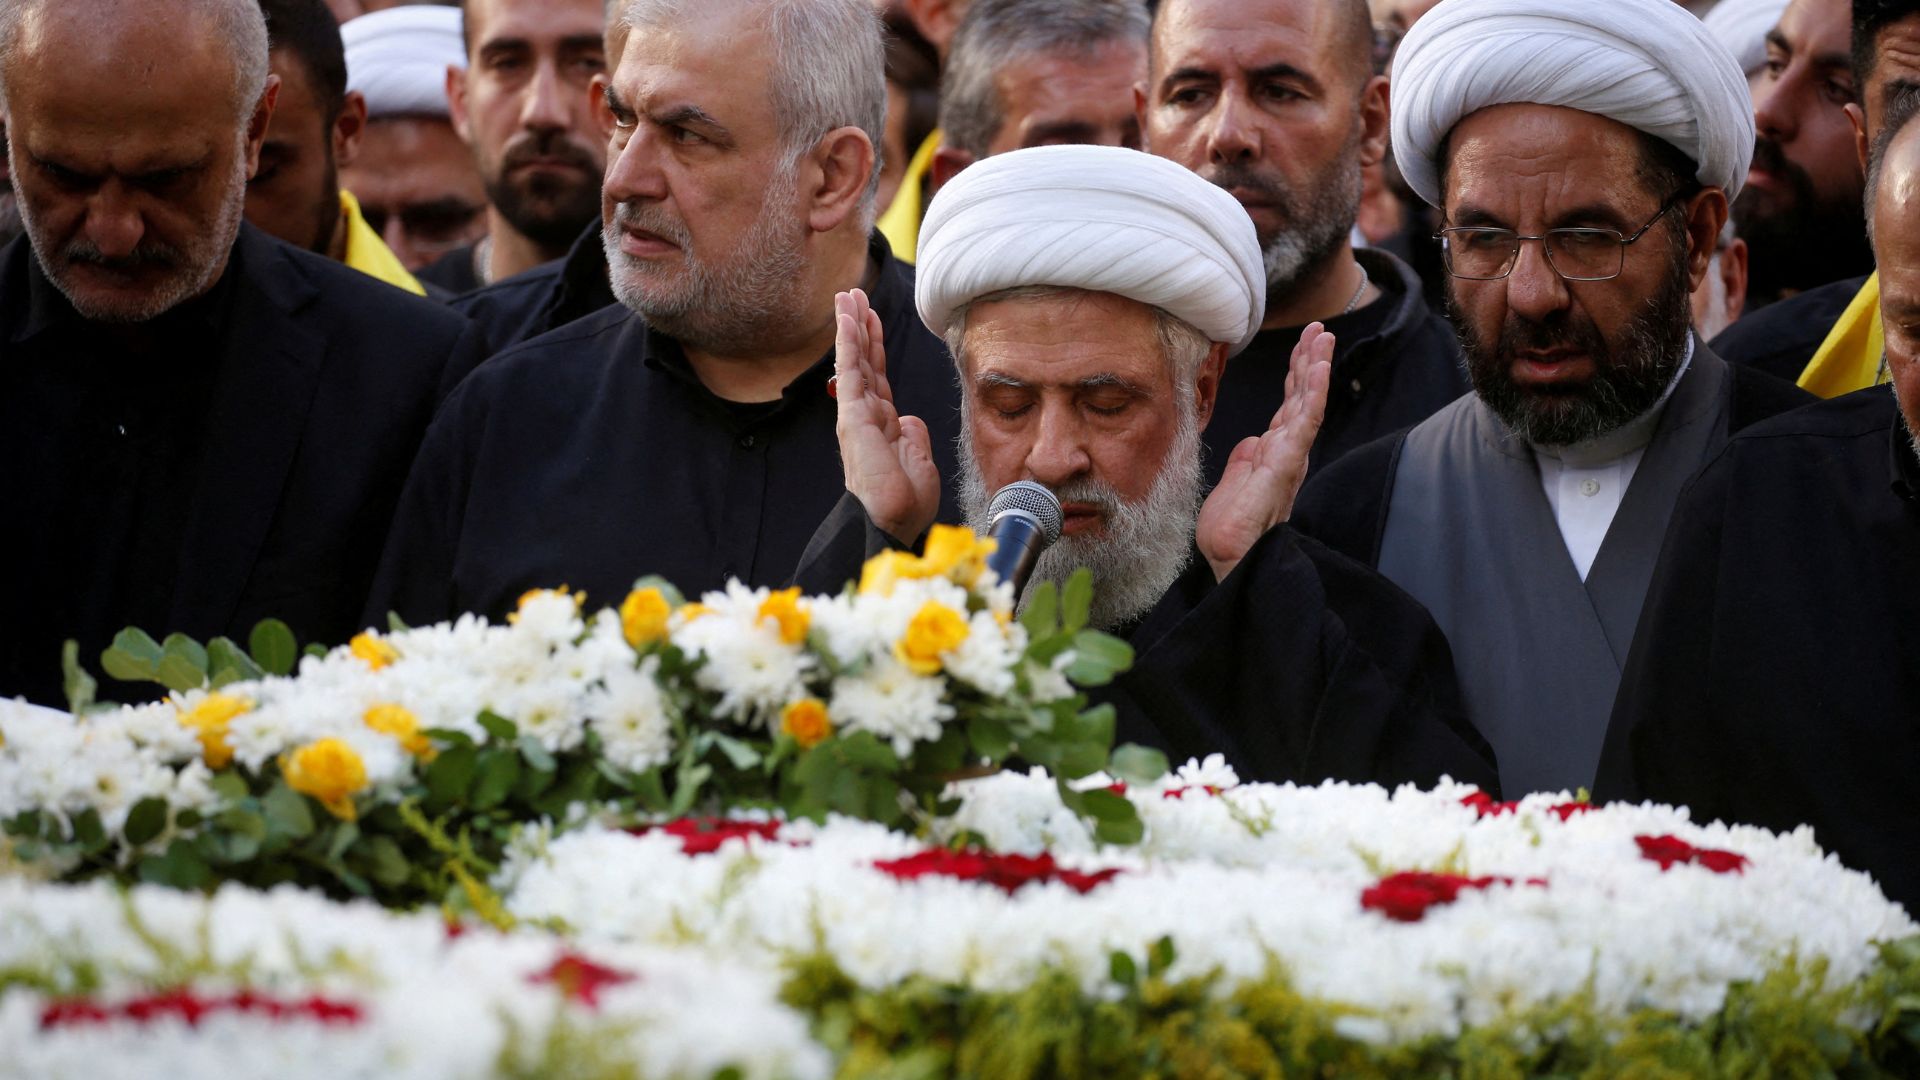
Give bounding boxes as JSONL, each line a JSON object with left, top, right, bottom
{"left": 61, "top": 641, "right": 98, "bottom": 715}
{"left": 1147, "top": 935, "right": 1177, "bottom": 977}
{"left": 1076, "top": 787, "right": 1135, "bottom": 824}
{"left": 262, "top": 782, "right": 315, "bottom": 840}
{"left": 361, "top": 835, "right": 410, "bottom": 888}
{"left": 71, "top": 808, "right": 107, "bottom": 852}
{"left": 1019, "top": 580, "right": 1060, "bottom": 638}
{"left": 668, "top": 762, "right": 714, "bottom": 817}
{"left": 705, "top": 732, "right": 762, "bottom": 771}
{"left": 325, "top": 821, "right": 361, "bottom": 862}
{"left": 209, "top": 772, "right": 250, "bottom": 803}
{"left": 1109, "top": 951, "right": 1138, "bottom": 988}
{"left": 426, "top": 745, "right": 478, "bottom": 804}
{"left": 423, "top": 727, "right": 475, "bottom": 750}
{"left": 386, "top": 611, "right": 411, "bottom": 634}
{"left": 1092, "top": 813, "right": 1145, "bottom": 846}
{"left": 1107, "top": 743, "right": 1170, "bottom": 786}
{"left": 123, "top": 797, "right": 169, "bottom": 847}
{"left": 477, "top": 711, "right": 518, "bottom": 743}
{"left": 516, "top": 735, "right": 557, "bottom": 773}
{"left": 154, "top": 656, "right": 209, "bottom": 693}
{"left": 471, "top": 751, "right": 521, "bottom": 810}
{"left": 139, "top": 838, "right": 211, "bottom": 890}
{"left": 248, "top": 619, "right": 298, "bottom": 676}
{"left": 966, "top": 715, "right": 1014, "bottom": 762}
{"left": 1062, "top": 569, "right": 1094, "bottom": 634}
{"left": 206, "top": 637, "right": 264, "bottom": 686}
{"left": 101, "top": 628, "right": 164, "bottom": 682}
{"left": 1064, "top": 631, "right": 1135, "bottom": 687}
{"left": 834, "top": 730, "right": 901, "bottom": 773}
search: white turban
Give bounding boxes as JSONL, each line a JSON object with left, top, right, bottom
{"left": 916, "top": 145, "right": 1266, "bottom": 356}
{"left": 1703, "top": 0, "right": 1792, "bottom": 77}
{"left": 343, "top": 7, "right": 467, "bottom": 120}
{"left": 1391, "top": 0, "right": 1755, "bottom": 208}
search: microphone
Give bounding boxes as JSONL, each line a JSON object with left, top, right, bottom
{"left": 983, "top": 480, "right": 1063, "bottom": 597}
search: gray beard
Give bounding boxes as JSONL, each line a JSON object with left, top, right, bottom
{"left": 956, "top": 398, "right": 1205, "bottom": 633}
{"left": 602, "top": 170, "right": 810, "bottom": 355}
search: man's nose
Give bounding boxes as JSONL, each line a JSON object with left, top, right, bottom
{"left": 1204, "top": 91, "right": 1261, "bottom": 166}
{"left": 604, "top": 126, "right": 668, "bottom": 205}
{"left": 520, "top": 60, "right": 570, "bottom": 133}
{"left": 1023, "top": 402, "right": 1093, "bottom": 486}
{"left": 83, "top": 184, "right": 145, "bottom": 258}
{"left": 1504, "top": 238, "right": 1572, "bottom": 323}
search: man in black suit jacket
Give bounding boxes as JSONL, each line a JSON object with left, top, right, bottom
{"left": 0, "top": 0, "right": 487, "bottom": 707}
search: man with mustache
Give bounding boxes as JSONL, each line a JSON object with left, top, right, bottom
{"left": 421, "top": 0, "right": 609, "bottom": 295}
{"left": 1138, "top": 0, "right": 1467, "bottom": 484}
{"left": 367, "top": 0, "right": 962, "bottom": 624}
{"left": 804, "top": 143, "right": 1497, "bottom": 790}
{"left": 1733, "top": 0, "right": 1875, "bottom": 313}
{"left": 0, "top": 0, "right": 488, "bottom": 706}
{"left": 1290, "top": 0, "right": 1811, "bottom": 799}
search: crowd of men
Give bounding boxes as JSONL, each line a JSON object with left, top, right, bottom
{"left": 3, "top": 0, "right": 1917, "bottom": 913}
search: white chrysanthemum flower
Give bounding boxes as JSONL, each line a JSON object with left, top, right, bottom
{"left": 509, "top": 589, "right": 586, "bottom": 647}
{"left": 829, "top": 655, "right": 954, "bottom": 757}
{"left": 586, "top": 656, "right": 674, "bottom": 774}
{"left": 942, "top": 612, "right": 1024, "bottom": 697}
{"left": 676, "top": 584, "right": 814, "bottom": 726}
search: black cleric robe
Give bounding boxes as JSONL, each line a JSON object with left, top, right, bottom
{"left": 1597, "top": 387, "right": 1920, "bottom": 913}
{"left": 1711, "top": 274, "right": 1867, "bottom": 384}
{"left": 0, "top": 225, "right": 489, "bottom": 707}
{"left": 1202, "top": 248, "right": 1467, "bottom": 487}
{"left": 365, "top": 233, "right": 961, "bottom": 626}
{"left": 793, "top": 495, "right": 1500, "bottom": 793}
{"left": 1290, "top": 342, "right": 1811, "bottom": 797}
{"left": 450, "top": 221, "right": 614, "bottom": 354}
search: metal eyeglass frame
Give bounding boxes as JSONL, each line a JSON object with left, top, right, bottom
{"left": 1433, "top": 192, "right": 1689, "bottom": 282}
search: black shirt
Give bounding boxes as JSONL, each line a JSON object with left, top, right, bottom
{"left": 1203, "top": 248, "right": 1467, "bottom": 487}
{"left": 1597, "top": 387, "right": 1920, "bottom": 913}
{"left": 1710, "top": 274, "right": 1866, "bottom": 384}
{"left": 417, "top": 242, "right": 485, "bottom": 296}
{"left": 367, "top": 233, "right": 961, "bottom": 624}
{"left": 450, "top": 221, "right": 614, "bottom": 353}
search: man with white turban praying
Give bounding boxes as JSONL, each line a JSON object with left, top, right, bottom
{"left": 800, "top": 144, "right": 1498, "bottom": 792}
{"left": 1291, "top": 0, "right": 1812, "bottom": 799}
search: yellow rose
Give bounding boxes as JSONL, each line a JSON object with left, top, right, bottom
{"left": 676, "top": 602, "right": 715, "bottom": 623}
{"left": 281, "top": 738, "right": 369, "bottom": 822}
{"left": 858, "top": 549, "right": 925, "bottom": 597}
{"left": 364, "top": 703, "right": 434, "bottom": 760}
{"left": 895, "top": 601, "right": 971, "bottom": 675}
{"left": 780, "top": 698, "right": 833, "bottom": 749}
{"left": 177, "top": 693, "right": 251, "bottom": 770}
{"left": 757, "top": 587, "right": 810, "bottom": 645}
{"left": 920, "top": 525, "right": 997, "bottom": 585}
{"left": 349, "top": 631, "right": 400, "bottom": 671}
{"left": 619, "top": 587, "right": 672, "bottom": 648}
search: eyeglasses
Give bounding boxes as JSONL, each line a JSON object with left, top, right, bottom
{"left": 1434, "top": 193, "right": 1688, "bottom": 282}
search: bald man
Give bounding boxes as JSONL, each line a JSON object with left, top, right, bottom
{"left": 0, "top": 0, "right": 487, "bottom": 707}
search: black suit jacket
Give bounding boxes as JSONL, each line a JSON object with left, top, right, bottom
{"left": 0, "top": 225, "right": 489, "bottom": 705}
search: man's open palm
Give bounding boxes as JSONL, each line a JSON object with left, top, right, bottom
{"left": 833, "top": 289, "right": 941, "bottom": 545}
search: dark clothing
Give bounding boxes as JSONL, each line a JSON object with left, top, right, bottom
{"left": 795, "top": 495, "right": 1499, "bottom": 793}
{"left": 417, "top": 243, "right": 485, "bottom": 296}
{"left": 1597, "top": 387, "right": 1920, "bottom": 913}
{"left": 1291, "top": 350, "right": 1812, "bottom": 795}
{"left": 450, "top": 222, "right": 613, "bottom": 353}
{"left": 1203, "top": 248, "right": 1466, "bottom": 487}
{"left": 1710, "top": 275, "right": 1865, "bottom": 383}
{"left": 0, "top": 225, "right": 489, "bottom": 707}
{"left": 367, "top": 234, "right": 960, "bottom": 625}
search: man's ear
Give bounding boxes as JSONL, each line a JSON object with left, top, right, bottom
{"left": 1720, "top": 236, "right": 1749, "bottom": 326}
{"left": 1683, "top": 187, "right": 1729, "bottom": 292}
{"left": 806, "top": 126, "right": 877, "bottom": 234}
{"left": 446, "top": 65, "right": 473, "bottom": 145}
{"left": 333, "top": 90, "right": 369, "bottom": 170}
{"left": 1850, "top": 101, "right": 1870, "bottom": 172}
{"left": 1357, "top": 75, "right": 1390, "bottom": 169}
{"left": 242, "top": 75, "right": 282, "bottom": 179}
{"left": 1193, "top": 342, "right": 1229, "bottom": 429}
{"left": 929, "top": 145, "right": 972, "bottom": 195}
{"left": 1133, "top": 81, "right": 1151, "bottom": 150}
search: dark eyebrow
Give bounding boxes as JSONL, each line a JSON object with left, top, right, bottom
{"left": 655, "top": 103, "right": 733, "bottom": 144}
{"left": 1161, "top": 65, "right": 1218, "bottom": 86}
{"left": 975, "top": 371, "right": 1028, "bottom": 389}
{"left": 603, "top": 83, "right": 634, "bottom": 116}
{"left": 1247, "top": 62, "right": 1321, "bottom": 96}
{"left": 558, "top": 34, "right": 605, "bottom": 53}
{"left": 1766, "top": 28, "right": 1790, "bottom": 56}
{"left": 1548, "top": 203, "right": 1636, "bottom": 230}
{"left": 1020, "top": 120, "right": 1098, "bottom": 146}
{"left": 1077, "top": 373, "right": 1151, "bottom": 394}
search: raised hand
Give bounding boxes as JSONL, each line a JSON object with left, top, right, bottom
{"left": 1196, "top": 321, "right": 1334, "bottom": 582}
{"left": 832, "top": 288, "right": 941, "bottom": 545}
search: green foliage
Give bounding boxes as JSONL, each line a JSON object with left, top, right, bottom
{"left": 784, "top": 935, "right": 1920, "bottom": 1080}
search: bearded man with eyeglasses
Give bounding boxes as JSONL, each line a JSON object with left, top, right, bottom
{"left": 1291, "top": 0, "right": 1812, "bottom": 800}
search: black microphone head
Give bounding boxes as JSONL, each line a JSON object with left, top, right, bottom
{"left": 987, "top": 480, "right": 1063, "bottom": 547}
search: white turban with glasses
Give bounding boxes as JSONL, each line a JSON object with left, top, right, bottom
{"left": 1391, "top": 0, "right": 1756, "bottom": 208}
{"left": 915, "top": 145, "right": 1267, "bottom": 356}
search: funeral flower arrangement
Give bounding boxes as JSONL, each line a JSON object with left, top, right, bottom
{"left": 2, "top": 525, "right": 1155, "bottom": 908}
{"left": 6, "top": 527, "right": 1920, "bottom": 1077}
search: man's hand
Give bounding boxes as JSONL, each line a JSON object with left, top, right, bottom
{"left": 1197, "top": 322, "right": 1333, "bottom": 582}
{"left": 832, "top": 288, "right": 941, "bottom": 545}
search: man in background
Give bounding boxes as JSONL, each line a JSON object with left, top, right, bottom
{"left": 247, "top": 0, "right": 426, "bottom": 295}
{"left": 927, "top": 0, "right": 1148, "bottom": 191}
{"left": 1142, "top": 0, "right": 1466, "bottom": 481}
{"left": 339, "top": 5, "right": 489, "bottom": 273}
{"left": 427, "top": 0, "right": 608, "bottom": 294}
